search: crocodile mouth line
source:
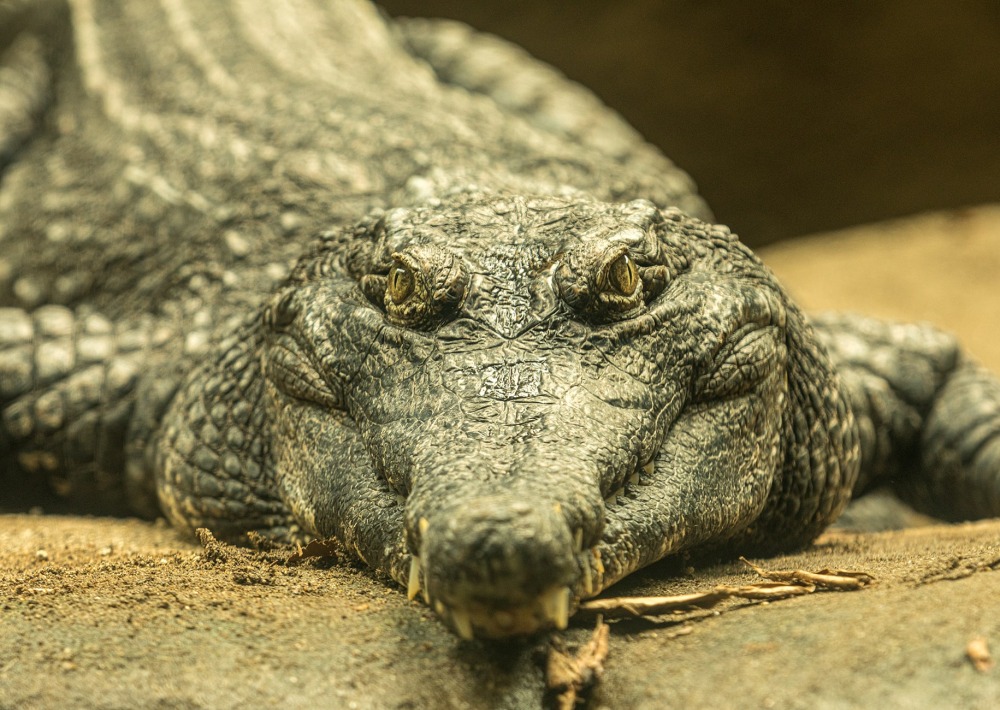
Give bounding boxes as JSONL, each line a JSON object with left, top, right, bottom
{"left": 405, "top": 551, "right": 574, "bottom": 639}
{"left": 602, "top": 459, "right": 654, "bottom": 508}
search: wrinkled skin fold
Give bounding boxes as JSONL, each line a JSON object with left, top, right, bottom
{"left": 158, "top": 194, "right": 856, "bottom": 638}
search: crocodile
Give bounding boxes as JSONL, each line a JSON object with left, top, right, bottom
{"left": 3, "top": 0, "right": 1000, "bottom": 640}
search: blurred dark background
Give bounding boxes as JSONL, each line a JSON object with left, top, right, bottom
{"left": 379, "top": 0, "right": 1000, "bottom": 246}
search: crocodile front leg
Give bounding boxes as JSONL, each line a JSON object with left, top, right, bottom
{"left": 0, "top": 1, "right": 59, "bottom": 176}
{"left": 0, "top": 306, "right": 177, "bottom": 514}
{"left": 815, "top": 312, "right": 1000, "bottom": 520}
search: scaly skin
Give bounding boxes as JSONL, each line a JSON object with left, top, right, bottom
{"left": 2, "top": 1, "right": 999, "bottom": 639}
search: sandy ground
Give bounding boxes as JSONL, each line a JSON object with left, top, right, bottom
{"left": 763, "top": 204, "right": 1000, "bottom": 372}
{"left": 2, "top": 206, "right": 999, "bottom": 709}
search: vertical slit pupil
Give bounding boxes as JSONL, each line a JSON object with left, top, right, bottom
{"left": 389, "top": 264, "right": 413, "bottom": 303}
{"left": 610, "top": 254, "right": 637, "bottom": 295}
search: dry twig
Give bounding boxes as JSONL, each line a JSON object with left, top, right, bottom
{"left": 740, "top": 557, "right": 875, "bottom": 589}
{"left": 576, "top": 582, "right": 815, "bottom": 621}
{"left": 285, "top": 538, "right": 341, "bottom": 564}
{"left": 576, "top": 588, "right": 732, "bottom": 620}
{"left": 547, "top": 619, "right": 611, "bottom": 710}
{"left": 574, "top": 560, "right": 874, "bottom": 625}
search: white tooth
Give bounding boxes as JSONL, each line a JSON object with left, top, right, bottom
{"left": 573, "top": 528, "right": 583, "bottom": 552}
{"left": 419, "top": 518, "right": 430, "bottom": 535}
{"left": 628, "top": 471, "right": 640, "bottom": 487}
{"left": 422, "top": 563, "right": 431, "bottom": 605}
{"left": 434, "top": 600, "right": 445, "bottom": 616}
{"left": 554, "top": 587, "right": 570, "bottom": 630}
{"left": 543, "top": 588, "right": 559, "bottom": 621}
{"left": 604, "top": 486, "right": 624, "bottom": 507}
{"left": 642, "top": 460, "right": 655, "bottom": 477}
{"left": 542, "top": 587, "right": 571, "bottom": 630}
{"left": 452, "top": 610, "right": 474, "bottom": 641}
{"left": 395, "top": 494, "right": 406, "bottom": 506}
{"left": 582, "top": 558, "right": 594, "bottom": 596}
{"left": 407, "top": 556, "right": 422, "bottom": 601}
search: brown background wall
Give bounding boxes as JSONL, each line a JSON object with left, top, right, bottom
{"left": 379, "top": 1, "right": 1000, "bottom": 246}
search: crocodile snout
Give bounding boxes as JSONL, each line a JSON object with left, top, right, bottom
{"left": 354, "top": 333, "right": 655, "bottom": 638}
{"left": 406, "top": 492, "right": 600, "bottom": 638}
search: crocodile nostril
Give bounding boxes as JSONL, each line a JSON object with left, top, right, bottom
{"left": 417, "top": 495, "right": 582, "bottom": 607}
{"left": 508, "top": 501, "right": 532, "bottom": 515}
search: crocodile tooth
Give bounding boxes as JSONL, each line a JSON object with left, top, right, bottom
{"left": 421, "top": 562, "right": 431, "bottom": 604}
{"left": 604, "top": 486, "right": 624, "bottom": 507}
{"left": 554, "top": 587, "right": 570, "bottom": 629}
{"left": 628, "top": 470, "right": 641, "bottom": 488}
{"left": 418, "top": 517, "right": 429, "bottom": 535}
{"left": 395, "top": 494, "right": 406, "bottom": 506}
{"left": 542, "top": 587, "right": 571, "bottom": 630}
{"left": 582, "top": 557, "right": 594, "bottom": 596}
{"left": 451, "top": 610, "right": 474, "bottom": 640}
{"left": 593, "top": 548, "right": 605, "bottom": 577}
{"left": 407, "top": 555, "right": 421, "bottom": 601}
{"left": 573, "top": 528, "right": 584, "bottom": 553}
{"left": 642, "top": 460, "right": 655, "bottom": 477}
{"left": 434, "top": 600, "right": 445, "bottom": 616}
{"left": 542, "top": 588, "right": 559, "bottom": 622}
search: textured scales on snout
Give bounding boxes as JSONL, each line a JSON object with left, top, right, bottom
{"left": 3, "top": 1, "right": 1000, "bottom": 640}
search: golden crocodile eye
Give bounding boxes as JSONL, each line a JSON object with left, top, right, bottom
{"left": 387, "top": 262, "right": 414, "bottom": 304}
{"left": 607, "top": 253, "right": 638, "bottom": 295}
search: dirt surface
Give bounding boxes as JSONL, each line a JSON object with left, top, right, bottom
{"left": 3, "top": 209, "right": 1000, "bottom": 709}
{"left": 763, "top": 204, "right": 1000, "bottom": 372}
{"left": 1, "top": 516, "right": 998, "bottom": 709}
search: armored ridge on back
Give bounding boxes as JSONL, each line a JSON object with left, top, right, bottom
{"left": 2, "top": 0, "right": 999, "bottom": 640}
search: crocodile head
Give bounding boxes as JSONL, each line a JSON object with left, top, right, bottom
{"left": 260, "top": 192, "right": 801, "bottom": 638}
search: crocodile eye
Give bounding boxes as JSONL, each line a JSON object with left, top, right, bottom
{"left": 605, "top": 253, "right": 638, "bottom": 296}
{"left": 377, "top": 247, "right": 467, "bottom": 329}
{"left": 556, "top": 243, "right": 648, "bottom": 323}
{"left": 388, "top": 261, "right": 414, "bottom": 304}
